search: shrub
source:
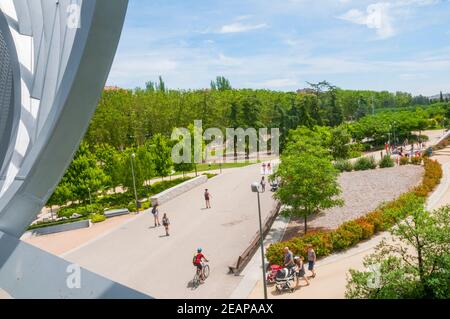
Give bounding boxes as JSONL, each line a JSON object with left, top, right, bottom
{"left": 127, "top": 202, "right": 137, "bottom": 212}
{"left": 349, "top": 143, "right": 364, "bottom": 159}
{"left": 354, "top": 156, "right": 377, "bottom": 171}
{"left": 355, "top": 217, "right": 375, "bottom": 239}
{"left": 57, "top": 204, "right": 103, "bottom": 219}
{"left": 331, "top": 228, "right": 360, "bottom": 251}
{"left": 331, "top": 221, "right": 363, "bottom": 250}
{"left": 411, "top": 156, "right": 422, "bottom": 166}
{"left": 365, "top": 210, "right": 386, "bottom": 233}
{"left": 303, "top": 231, "right": 333, "bottom": 257}
{"left": 334, "top": 160, "right": 354, "bottom": 172}
{"left": 90, "top": 214, "right": 106, "bottom": 223}
{"left": 379, "top": 155, "right": 395, "bottom": 168}
{"left": 400, "top": 156, "right": 410, "bottom": 166}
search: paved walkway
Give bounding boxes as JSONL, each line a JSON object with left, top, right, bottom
{"left": 60, "top": 164, "right": 276, "bottom": 299}
{"left": 247, "top": 146, "right": 450, "bottom": 299}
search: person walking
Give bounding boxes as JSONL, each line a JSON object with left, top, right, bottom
{"left": 284, "top": 247, "right": 295, "bottom": 270}
{"left": 267, "top": 163, "right": 272, "bottom": 174}
{"left": 260, "top": 176, "right": 266, "bottom": 193}
{"left": 307, "top": 245, "right": 317, "bottom": 278}
{"left": 151, "top": 204, "right": 161, "bottom": 227}
{"left": 262, "top": 163, "right": 267, "bottom": 175}
{"left": 162, "top": 213, "right": 170, "bottom": 236}
{"left": 204, "top": 189, "right": 212, "bottom": 209}
{"left": 294, "top": 256, "right": 310, "bottom": 289}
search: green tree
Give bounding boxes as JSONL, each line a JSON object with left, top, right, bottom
{"left": 62, "top": 142, "right": 109, "bottom": 202}
{"left": 346, "top": 204, "right": 450, "bottom": 299}
{"left": 211, "top": 76, "right": 232, "bottom": 91}
{"left": 275, "top": 144, "right": 343, "bottom": 234}
{"left": 330, "top": 126, "right": 352, "bottom": 160}
{"left": 149, "top": 134, "right": 173, "bottom": 179}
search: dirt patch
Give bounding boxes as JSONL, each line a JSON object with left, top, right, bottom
{"left": 282, "top": 165, "right": 424, "bottom": 241}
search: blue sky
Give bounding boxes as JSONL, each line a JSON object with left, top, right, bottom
{"left": 106, "top": 0, "right": 450, "bottom": 95}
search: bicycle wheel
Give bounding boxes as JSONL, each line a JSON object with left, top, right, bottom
{"left": 192, "top": 274, "right": 200, "bottom": 288}
{"left": 203, "top": 264, "right": 210, "bottom": 279}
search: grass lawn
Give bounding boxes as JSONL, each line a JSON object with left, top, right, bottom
{"left": 192, "top": 161, "right": 261, "bottom": 173}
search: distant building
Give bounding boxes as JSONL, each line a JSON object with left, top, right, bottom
{"left": 297, "top": 88, "right": 315, "bottom": 95}
{"left": 104, "top": 85, "right": 122, "bottom": 91}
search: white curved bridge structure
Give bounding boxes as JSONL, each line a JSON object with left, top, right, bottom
{"left": 0, "top": 0, "right": 149, "bottom": 298}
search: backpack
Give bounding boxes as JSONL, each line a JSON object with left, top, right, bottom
{"left": 192, "top": 254, "right": 198, "bottom": 266}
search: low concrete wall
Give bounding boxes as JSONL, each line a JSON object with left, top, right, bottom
{"left": 26, "top": 220, "right": 90, "bottom": 237}
{"left": 151, "top": 175, "right": 208, "bottom": 206}
{"left": 105, "top": 208, "right": 130, "bottom": 218}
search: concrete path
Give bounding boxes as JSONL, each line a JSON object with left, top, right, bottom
{"left": 62, "top": 164, "right": 277, "bottom": 299}
{"left": 247, "top": 143, "right": 450, "bottom": 299}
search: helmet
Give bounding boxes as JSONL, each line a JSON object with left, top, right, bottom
{"left": 197, "top": 248, "right": 203, "bottom": 253}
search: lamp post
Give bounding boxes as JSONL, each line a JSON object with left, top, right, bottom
{"left": 130, "top": 153, "right": 139, "bottom": 211}
{"left": 392, "top": 121, "right": 397, "bottom": 147}
{"left": 251, "top": 182, "right": 268, "bottom": 299}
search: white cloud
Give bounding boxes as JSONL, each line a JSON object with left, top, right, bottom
{"left": 339, "top": 3, "right": 395, "bottom": 39}
{"left": 219, "top": 22, "right": 268, "bottom": 34}
{"left": 338, "top": 0, "right": 440, "bottom": 39}
{"left": 215, "top": 53, "right": 243, "bottom": 66}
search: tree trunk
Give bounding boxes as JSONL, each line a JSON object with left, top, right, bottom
{"left": 304, "top": 216, "right": 308, "bottom": 235}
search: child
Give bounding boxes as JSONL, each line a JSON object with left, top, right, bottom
{"left": 162, "top": 213, "right": 170, "bottom": 236}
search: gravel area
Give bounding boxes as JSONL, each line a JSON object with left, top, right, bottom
{"left": 283, "top": 165, "right": 424, "bottom": 240}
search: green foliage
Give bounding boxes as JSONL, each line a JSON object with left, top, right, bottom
{"left": 90, "top": 214, "right": 106, "bottom": 224}
{"left": 275, "top": 127, "right": 343, "bottom": 234}
{"left": 346, "top": 206, "right": 450, "bottom": 299}
{"left": 210, "top": 76, "right": 232, "bottom": 91}
{"left": 58, "top": 204, "right": 103, "bottom": 219}
{"left": 150, "top": 134, "right": 173, "bottom": 178}
{"left": 400, "top": 156, "right": 410, "bottom": 166}
{"left": 334, "top": 159, "right": 354, "bottom": 172}
{"left": 354, "top": 156, "right": 377, "bottom": 171}
{"left": 379, "top": 155, "right": 395, "bottom": 168}
{"left": 330, "top": 126, "right": 352, "bottom": 160}
{"left": 411, "top": 156, "right": 423, "bottom": 165}
{"left": 50, "top": 142, "right": 109, "bottom": 205}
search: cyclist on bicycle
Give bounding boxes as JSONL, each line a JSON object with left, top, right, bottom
{"left": 193, "top": 248, "right": 209, "bottom": 281}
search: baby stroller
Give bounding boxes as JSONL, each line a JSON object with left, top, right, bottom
{"left": 269, "top": 179, "right": 279, "bottom": 192}
{"left": 266, "top": 265, "right": 283, "bottom": 284}
{"left": 275, "top": 268, "right": 296, "bottom": 294}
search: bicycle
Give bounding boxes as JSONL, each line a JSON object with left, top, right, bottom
{"left": 192, "top": 262, "right": 210, "bottom": 288}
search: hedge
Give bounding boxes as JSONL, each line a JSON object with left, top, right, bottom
{"left": 266, "top": 158, "right": 443, "bottom": 265}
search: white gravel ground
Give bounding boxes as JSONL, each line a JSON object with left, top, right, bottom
{"left": 284, "top": 165, "right": 424, "bottom": 237}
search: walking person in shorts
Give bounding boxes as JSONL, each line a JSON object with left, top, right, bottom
{"left": 204, "top": 189, "right": 212, "bottom": 209}
{"left": 284, "top": 247, "right": 295, "bottom": 270}
{"left": 307, "top": 245, "right": 317, "bottom": 278}
{"left": 162, "top": 213, "right": 170, "bottom": 236}
{"left": 152, "top": 204, "right": 161, "bottom": 227}
{"left": 294, "top": 256, "right": 310, "bottom": 289}
{"left": 260, "top": 176, "right": 266, "bottom": 193}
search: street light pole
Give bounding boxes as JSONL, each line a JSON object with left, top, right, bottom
{"left": 252, "top": 182, "right": 268, "bottom": 299}
{"left": 130, "top": 153, "right": 139, "bottom": 212}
